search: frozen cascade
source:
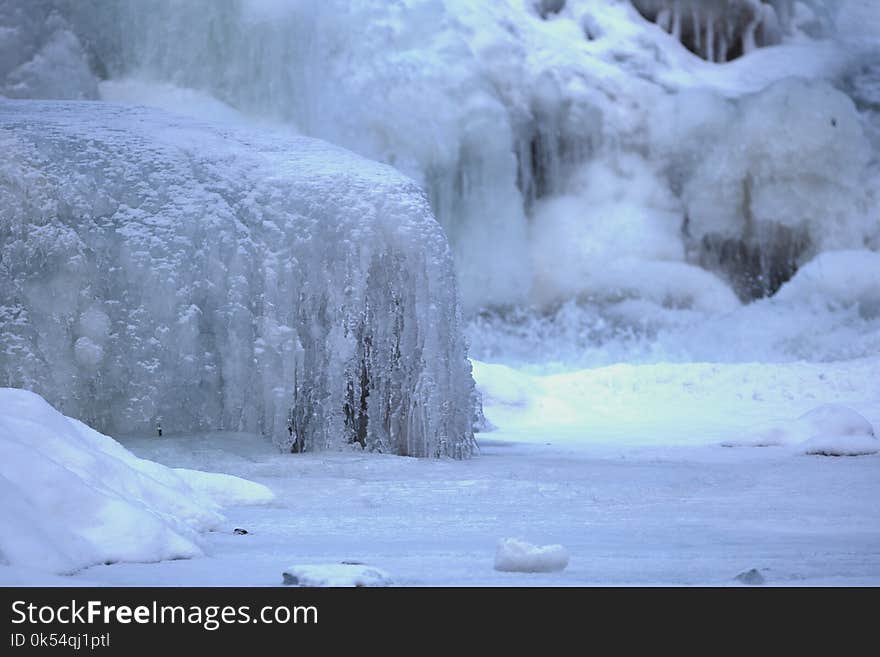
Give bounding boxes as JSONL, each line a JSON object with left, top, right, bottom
{"left": 0, "top": 101, "right": 476, "bottom": 457}
{"left": 2, "top": 1, "right": 878, "bottom": 360}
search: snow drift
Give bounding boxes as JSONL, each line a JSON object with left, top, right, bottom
{"left": 0, "top": 100, "right": 476, "bottom": 457}
{"left": 0, "top": 387, "right": 273, "bottom": 574}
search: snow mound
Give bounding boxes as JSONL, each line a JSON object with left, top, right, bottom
{"left": 282, "top": 564, "right": 393, "bottom": 587}
{"left": 729, "top": 403, "right": 878, "bottom": 456}
{"left": 0, "top": 387, "right": 272, "bottom": 574}
{"left": 775, "top": 250, "right": 880, "bottom": 316}
{"left": 494, "top": 538, "right": 569, "bottom": 573}
{"left": 0, "top": 100, "right": 475, "bottom": 457}
{"left": 799, "top": 405, "right": 878, "bottom": 456}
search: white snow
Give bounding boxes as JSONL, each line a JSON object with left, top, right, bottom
{"left": 0, "top": 388, "right": 273, "bottom": 576}
{"left": 494, "top": 539, "right": 569, "bottom": 573}
{"left": 282, "top": 564, "right": 393, "bottom": 587}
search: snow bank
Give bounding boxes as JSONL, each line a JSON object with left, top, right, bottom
{"left": 282, "top": 564, "right": 393, "bottom": 587}
{"left": 171, "top": 468, "right": 275, "bottom": 508}
{"left": 0, "top": 100, "right": 475, "bottom": 457}
{"left": 494, "top": 538, "right": 569, "bottom": 573}
{"left": 0, "top": 388, "right": 273, "bottom": 574}
{"left": 729, "top": 403, "right": 878, "bottom": 456}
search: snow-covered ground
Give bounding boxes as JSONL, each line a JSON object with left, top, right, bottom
{"left": 5, "top": 356, "right": 874, "bottom": 587}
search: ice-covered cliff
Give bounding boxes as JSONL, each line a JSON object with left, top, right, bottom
{"left": 4, "top": 0, "right": 873, "bottom": 311}
{"left": 0, "top": 100, "right": 476, "bottom": 457}
{"left": 1, "top": 0, "right": 878, "bottom": 369}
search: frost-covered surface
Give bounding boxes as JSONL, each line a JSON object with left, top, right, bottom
{"left": 282, "top": 564, "right": 393, "bottom": 587}
{"left": 0, "top": 101, "right": 475, "bottom": 456}
{"left": 494, "top": 538, "right": 569, "bottom": 573}
{"left": 0, "top": 388, "right": 272, "bottom": 576}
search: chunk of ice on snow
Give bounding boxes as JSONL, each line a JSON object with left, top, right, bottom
{"left": 494, "top": 538, "right": 569, "bottom": 573}
{"left": 282, "top": 564, "right": 393, "bottom": 587}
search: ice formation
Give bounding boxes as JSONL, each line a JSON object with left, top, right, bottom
{"left": 0, "top": 388, "right": 273, "bottom": 574}
{"left": 668, "top": 79, "right": 874, "bottom": 299}
{"left": 0, "top": 101, "right": 476, "bottom": 457}
{"left": 1, "top": 2, "right": 878, "bottom": 373}
{"left": 2, "top": 0, "right": 876, "bottom": 317}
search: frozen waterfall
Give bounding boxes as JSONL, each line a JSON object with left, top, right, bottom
{"left": 0, "top": 101, "right": 476, "bottom": 457}
{"left": 2, "top": 0, "right": 879, "bottom": 400}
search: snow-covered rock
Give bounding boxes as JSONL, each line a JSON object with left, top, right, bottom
{"left": 0, "top": 100, "right": 475, "bottom": 457}
{"left": 729, "top": 403, "right": 878, "bottom": 456}
{"left": 282, "top": 564, "right": 393, "bottom": 587}
{"left": 798, "top": 404, "right": 878, "bottom": 456}
{"left": 0, "top": 387, "right": 273, "bottom": 574}
{"left": 734, "top": 567, "right": 766, "bottom": 585}
{"left": 494, "top": 538, "right": 569, "bottom": 573}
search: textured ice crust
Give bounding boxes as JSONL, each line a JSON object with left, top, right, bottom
{"left": 0, "top": 101, "right": 475, "bottom": 457}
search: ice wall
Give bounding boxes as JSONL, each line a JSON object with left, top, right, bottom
{"left": 0, "top": 101, "right": 476, "bottom": 457}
